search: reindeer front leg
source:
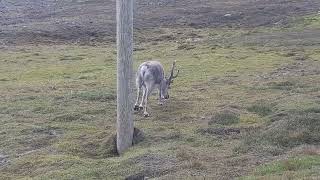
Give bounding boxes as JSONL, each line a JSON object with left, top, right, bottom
{"left": 158, "top": 87, "right": 163, "bottom": 105}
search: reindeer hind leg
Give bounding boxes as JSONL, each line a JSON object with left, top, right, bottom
{"left": 134, "top": 88, "right": 141, "bottom": 111}
{"left": 139, "top": 85, "right": 146, "bottom": 111}
{"left": 134, "top": 83, "right": 142, "bottom": 111}
{"left": 143, "top": 83, "right": 154, "bottom": 117}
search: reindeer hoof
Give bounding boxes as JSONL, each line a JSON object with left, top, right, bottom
{"left": 143, "top": 112, "right": 150, "bottom": 117}
{"left": 134, "top": 105, "right": 140, "bottom": 111}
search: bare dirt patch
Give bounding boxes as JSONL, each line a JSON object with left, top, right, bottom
{"left": 1, "top": 0, "right": 320, "bottom": 45}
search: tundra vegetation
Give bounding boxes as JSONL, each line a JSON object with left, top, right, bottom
{"left": 0, "top": 0, "right": 320, "bottom": 179}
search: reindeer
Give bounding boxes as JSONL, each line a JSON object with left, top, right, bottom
{"left": 134, "top": 60, "right": 179, "bottom": 117}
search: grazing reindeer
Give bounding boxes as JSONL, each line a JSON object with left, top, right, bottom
{"left": 134, "top": 61, "right": 179, "bottom": 117}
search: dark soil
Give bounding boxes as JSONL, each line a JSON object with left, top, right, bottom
{"left": 1, "top": 0, "right": 320, "bottom": 45}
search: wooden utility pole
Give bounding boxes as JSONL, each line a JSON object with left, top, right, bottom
{"left": 116, "top": 0, "right": 134, "bottom": 154}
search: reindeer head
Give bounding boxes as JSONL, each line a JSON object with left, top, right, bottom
{"left": 162, "top": 61, "right": 179, "bottom": 99}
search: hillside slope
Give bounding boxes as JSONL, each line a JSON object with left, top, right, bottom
{"left": 1, "top": 0, "right": 319, "bottom": 45}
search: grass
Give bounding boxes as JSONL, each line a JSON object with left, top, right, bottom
{"left": 256, "top": 156, "right": 320, "bottom": 175}
{"left": 1, "top": 14, "right": 320, "bottom": 179}
{"left": 71, "top": 90, "right": 116, "bottom": 102}
{"left": 290, "top": 14, "right": 320, "bottom": 29}
{"left": 247, "top": 102, "right": 273, "bottom": 116}
{"left": 209, "top": 110, "right": 240, "bottom": 126}
{"left": 236, "top": 108, "right": 320, "bottom": 156}
{"left": 241, "top": 155, "right": 320, "bottom": 179}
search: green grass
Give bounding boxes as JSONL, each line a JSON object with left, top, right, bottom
{"left": 1, "top": 14, "right": 320, "bottom": 179}
{"left": 71, "top": 90, "right": 116, "bottom": 102}
{"left": 247, "top": 102, "right": 273, "bottom": 116}
{"left": 236, "top": 107, "right": 320, "bottom": 156}
{"left": 241, "top": 155, "right": 320, "bottom": 179}
{"left": 257, "top": 156, "right": 320, "bottom": 175}
{"left": 291, "top": 14, "right": 320, "bottom": 29}
{"left": 209, "top": 110, "right": 240, "bottom": 126}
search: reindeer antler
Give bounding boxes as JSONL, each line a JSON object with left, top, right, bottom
{"left": 168, "top": 61, "right": 179, "bottom": 83}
